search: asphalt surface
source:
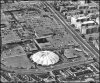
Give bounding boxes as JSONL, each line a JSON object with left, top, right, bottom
{"left": 43, "top": 2, "right": 99, "bottom": 62}
{"left": 1, "top": 58, "right": 93, "bottom": 74}
{"left": 1, "top": 1, "right": 99, "bottom": 74}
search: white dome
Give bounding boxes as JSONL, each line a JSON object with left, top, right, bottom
{"left": 30, "top": 51, "right": 59, "bottom": 66}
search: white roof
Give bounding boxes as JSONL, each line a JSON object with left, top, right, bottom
{"left": 82, "top": 21, "right": 95, "bottom": 25}
{"left": 30, "top": 51, "right": 59, "bottom": 66}
{"left": 77, "top": 16, "right": 89, "bottom": 20}
{"left": 72, "top": 15, "right": 89, "bottom": 20}
{"left": 96, "top": 17, "right": 99, "bottom": 24}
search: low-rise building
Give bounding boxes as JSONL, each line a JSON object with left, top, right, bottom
{"left": 16, "top": 74, "right": 28, "bottom": 82}
{"left": 1, "top": 75, "right": 8, "bottom": 82}
{"left": 72, "top": 20, "right": 98, "bottom": 36}
{"left": 74, "top": 69, "right": 93, "bottom": 77}
{"left": 1, "top": 71, "right": 13, "bottom": 82}
{"left": 92, "top": 39, "right": 99, "bottom": 50}
{"left": 85, "top": 9, "right": 98, "bottom": 16}
{"left": 71, "top": 16, "right": 90, "bottom": 26}
{"left": 82, "top": 23, "right": 98, "bottom": 33}
{"left": 84, "top": 26, "right": 99, "bottom": 40}
{"left": 95, "top": 17, "right": 99, "bottom": 25}
{"left": 30, "top": 74, "right": 41, "bottom": 82}
{"left": 64, "top": 49, "right": 78, "bottom": 59}
{"left": 78, "top": 3, "right": 89, "bottom": 10}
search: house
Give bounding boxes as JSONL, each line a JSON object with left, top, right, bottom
{"left": 83, "top": 25, "right": 99, "bottom": 40}
{"left": 71, "top": 16, "right": 90, "bottom": 26}
{"left": 71, "top": 16, "right": 95, "bottom": 33}
{"left": 81, "top": 22, "right": 98, "bottom": 34}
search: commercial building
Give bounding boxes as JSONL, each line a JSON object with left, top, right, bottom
{"left": 30, "top": 51, "right": 59, "bottom": 66}
{"left": 71, "top": 16, "right": 90, "bottom": 27}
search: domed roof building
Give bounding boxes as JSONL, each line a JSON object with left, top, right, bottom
{"left": 30, "top": 51, "right": 59, "bottom": 66}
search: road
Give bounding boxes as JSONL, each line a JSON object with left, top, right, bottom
{"left": 43, "top": 2, "right": 99, "bottom": 62}
{"left": 41, "top": 58, "right": 94, "bottom": 71}
{"left": 1, "top": 1, "right": 99, "bottom": 74}
{"left": 1, "top": 58, "right": 93, "bottom": 74}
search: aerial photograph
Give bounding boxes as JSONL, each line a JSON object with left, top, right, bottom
{"left": 0, "top": 0, "right": 99, "bottom": 83}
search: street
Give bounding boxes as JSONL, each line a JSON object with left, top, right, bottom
{"left": 1, "top": 57, "right": 94, "bottom": 74}
{"left": 43, "top": 2, "right": 99, "bottom": 62}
